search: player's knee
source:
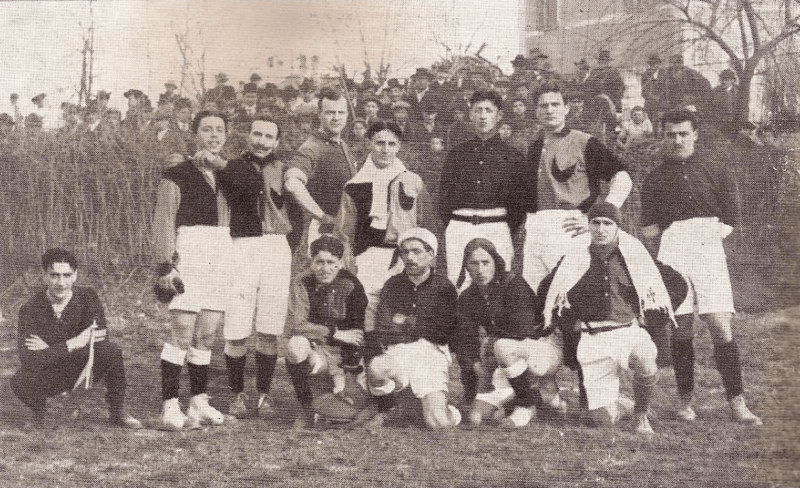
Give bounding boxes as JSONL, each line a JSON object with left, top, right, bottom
{"left": 631, "top": 342, "right": 659, "bottom": 378}
{"left": 493, "top": 339, "right": 518, "bottom": 367}
{"left": 286, "top": 336, "right": 311, "bottom": 364}
{"left": 366, "top": 354, "right": 392, "bottom": 386}
{"left": 255, "top": 333, "right": 278, "bottom": 355}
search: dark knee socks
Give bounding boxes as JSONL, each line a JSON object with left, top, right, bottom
{"left": 187, "top": 363, "right": 208, "bottom": 396}
{"left": 256, "top": 353, "right": 278, "bottom": 394}
{"left": 507, "top": 369, "right": 542, "bottom": 409}
{"left": 161, "top": 360, "right": 182, "bottom": 401}
{"left": 225, "top": 354, "right": 246, "bottom": 394}
{"left": 633, "top": 374, "right": 658, "bottom": 415}
{"left": 286, "top": 359, "right": 313, "bottom": 407}
{"left": 714, "top": 341, "right": 743, "bottom": 400}
{"left": 672, "top": 338, "right": 695, "bottom": 397}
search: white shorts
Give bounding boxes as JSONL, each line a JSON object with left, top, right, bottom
{"left": 356, "top": 246, "right": 403, "bottom": 332}
{"left": 225, "top": 235, "right": 292, "bottom": 340}
{"left": 576, "top": 324, "right": 657, "bottom": 410}
{"left": 522, "top": 210, "right": 591, "bottom": 291}
{"left": 495, "top": 332, "right": 564, "bottom": 378}
{"left": 379, "top": 339, "right": 451, "bottom": 399}
{"left": 170, "top": 226, "right": 233, "bottom": 313}
{"left": 445, "top": 220, "right": 513, "bottom": 289}
{"left": 658, "top": 217, "right": 735, "bottom": 315}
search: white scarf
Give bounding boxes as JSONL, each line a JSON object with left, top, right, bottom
{"left": 348, "top": 154, "right": 405, "bottom": 230}
{"left": 543, "top": 230, "right": 675, "bottom": 330}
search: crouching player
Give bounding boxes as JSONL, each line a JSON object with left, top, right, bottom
{"left": 284, "top": 235, "right": 368, "bottom": 428}
{"left": 11, "top": 249, "right": 141, "bottom": 428}
{"left": 455, "top": 238, "right": 563, "bottom": 428}
{"left": 541, "top": 203, "right": 686, "bottom": 434}
{"left": 364, "top": 228, "right": 461, "bottom": 429}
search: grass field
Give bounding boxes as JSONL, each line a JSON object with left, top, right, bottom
{"left": 0, "top": 266, "right": 798, "bottom": 488}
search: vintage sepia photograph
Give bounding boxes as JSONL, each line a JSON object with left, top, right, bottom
{"left": 0, "top": 1, "right": 798, "bottom": 486}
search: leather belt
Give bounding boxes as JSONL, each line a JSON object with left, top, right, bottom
{"left": 451, "top": 214, "right": 507, "bottom": 225}
{"left": 581, "top": 319, "right": 636, "bottom": 335}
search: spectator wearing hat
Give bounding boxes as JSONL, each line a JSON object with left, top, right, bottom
{"left": 582, "top": 50, "right": 625, "bottom": 112}
{"left": 205, "top": 73, "right": 236, "bottom": 107}
{"left": 710, "top": 69, "right": 739, "bottom": 136}
{"left": 233, "top": 83, "right": 260, "bottom": 130}
{"left": 403, "top": 68, "right": 436, "bottom": 121}
{"left": 122, "top": 89, "right": 151, "bottom": 133}
{"left": 660, "top": 55, "right": 712, "bottom": 115}
{"left": 290, "top": 78, "right": 319, "bottom": 116}
{"left": 641, "top": 54, "right": 664, "bottom": 128}
{"left": 159, "top": 81, "right": 179, "bottom": 108}
{"left": 30, "top": 93, "right": 61, "bottom": 131}
{"left": 359, "top": 95, "right": 382, "bottom": 127}
{"left": 389, "top": 100, "right": 413, "bottom": 137}
{"left": 347, "top": 118, "right": 371, "bottom": 166}
{"left": 380, "top": 78, "right": 405, "bottom": 115}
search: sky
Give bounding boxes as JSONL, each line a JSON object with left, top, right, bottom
{"left": 0, "top": 0, "right": 522, "bottom": 113}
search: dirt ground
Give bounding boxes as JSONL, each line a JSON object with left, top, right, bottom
{"left": 0, "top": 259, "right": 797, "bottom": 487}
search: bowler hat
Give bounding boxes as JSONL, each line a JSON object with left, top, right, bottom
{"left": 598, "top": 50, "right": 612, "bottom": 62}
{"left": 124, "top": 89, "right": 144, "bottom": 99}
{"left": 243, "top": 82, "right": 258, "bottom": 94}
{"left": 164, "top": 81, "right": 177, "bottom": 89}
{"left": 410, "top": 67, "right": 433, "bottom": 80}
{"left": 31, "top": 93, "right": 46, "bottom": 104}
{"left": 511, "top": 54, "right": 527, "bottom": 67}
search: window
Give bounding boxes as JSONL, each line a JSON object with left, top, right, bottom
{"left": 528, "top": 0, "right": 559, "bottom": 32}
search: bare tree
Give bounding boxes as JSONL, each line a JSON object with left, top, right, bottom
{"left": 77, "top": 0, "right": 96, "bottom": 109}
{"left": 173, "top": 4, "right": 207, "bottom": 101}
{"left": 606, "top": 0, "right": 800, "bottom": 125}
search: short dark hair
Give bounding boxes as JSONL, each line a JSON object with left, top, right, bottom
{"left": 366, "top": 119, "right": 403, "bottom": 141}
{"left": 317, "top": 87, "right": 345, "bottom": 110}
{"left": 469, "top": 89, "right": 503, "bottom": 111}
{"left": 532, "top": 82, "right": 566, "bottom": 106}
{"left": 42, "top": 248, "right": 78, "bottom": 271}
{"left": 250, "top": 115, "right": 281, "bottom": 139}
{"left": 191, "top": 110, "right": 228, "bottom": 134}
{"left": 662, "top": 109, "right": 699, "bottom": 131}
{"left": 309, "top": 234, "right": 345, "bottom": 259}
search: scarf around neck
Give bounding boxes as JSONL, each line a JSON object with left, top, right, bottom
{"left": 348, "top": 153, "right": 405, "bottom": 230}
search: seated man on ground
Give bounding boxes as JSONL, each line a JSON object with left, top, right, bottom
{"left": 540, "top": 203, "right": 686, "bottom": 435}
{"left": 363, "top": 228, "right": 461, "bottom": 429}
{"left": 11, "top": 248, "right": 141, "bottom": 428}
{"left": 284, "top": 235, "right": 368, "bottom": 428}
{"left": 455, "top": 238, "right": 564, "bottom": 428}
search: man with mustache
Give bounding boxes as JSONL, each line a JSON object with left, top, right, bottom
{"left": 217, "top": 116, "right": 292, "bottom": 419}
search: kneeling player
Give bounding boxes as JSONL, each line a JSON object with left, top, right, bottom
{"left": 365, "top": 228, "right": 461, "bottom": 429}
{"left": 455, "top": 238, "right": 563, "bottom": 428}
{"left": 284, "top": 235, "right": 368, "bottom": 428}
{"left": 541, "top": 203, "right": 686, "bottom": 435}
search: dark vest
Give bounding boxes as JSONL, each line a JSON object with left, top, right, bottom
{"left": 163, "top": 161, "right": 219, "bottom": 227}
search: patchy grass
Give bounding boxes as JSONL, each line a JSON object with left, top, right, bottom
{"left": 0, "top": 273, "right": 798, "bottom": 488}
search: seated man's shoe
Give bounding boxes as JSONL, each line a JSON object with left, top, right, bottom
{"left": 109, "top": 411, "right": 143, "bottom": 429}
{"left": 635, "top": 414, "right": 654, "bottom": 436}
{"left": 730, "top": 395, "right": 762, "bottom": 426}
{"left": 229, "top": 392, "right": 249, "bottom": 419}
{"left": 676, "top": 405, "right": 697, "bottom": 422}
{"left": 187, "top": 393, "right": 225, "bottom": 426}
{"left": 160, "top": 398, "right": 187, "bottom": 431}
{"left": 257, "top": 393, "right": 276, "bottom": 418}
{"left": 500, "top": 406, "right": 534, "bottom": 428}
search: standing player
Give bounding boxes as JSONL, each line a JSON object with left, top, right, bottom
{"left": 364, "top": 228, "right": 461, "bottom": 429}
{"left": 284, "top": 88, "right": 357, "bottom": 256}
{"left": 152, "top": 110, "right": 232, "bottom": 430}
{"left": 217, "top": 117, "right": 291, "bottom": 419}
{"left": 521, "top": 82, "right": 632, "bottom": 292}
{"left": 284, "top": 235, "right": 368, "bottom": 428}
{"left": 439, "top": 89, "right": 525, "bottom": 288}
{"left": 640, "top": 109, "right": 762, "bottom": 425}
